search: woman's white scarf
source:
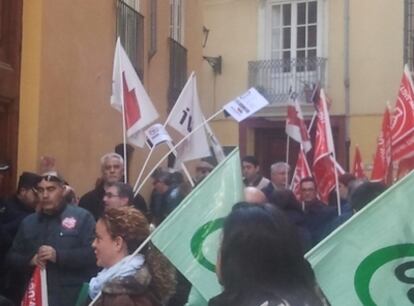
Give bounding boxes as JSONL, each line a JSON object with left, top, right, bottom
{"left": 88, "top": 254, "right": 145, "bottom": 299}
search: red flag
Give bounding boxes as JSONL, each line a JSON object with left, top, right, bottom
{"left": 371, "top": 107, "right": 392, "bottom": 184}
{"left": 21, "top": 267, "right": 48, "bottom": 306}
{"left": 285, "top": 93, "right": 312, "bottom": 152}
{"left": 290, "top": 149, "right": 312, "bottom": 201}
{"left": 352, "top": 145, "right": 366, "bottom": 179}
{"left": 312, "top": 89, "right": 336, "bottom": 203}
{"left": 391, "top": 65, "right": 414, "bottom": 162}
{"left": 111, "top": 38, "right": 159, "bottom": 147}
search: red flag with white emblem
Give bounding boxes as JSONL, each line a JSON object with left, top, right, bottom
{"left": 371, "top": 107, "right": 392, "bottom": 184}
{"left": 391, "top": 65, "right": 414, "bottom": 162}
{"left": 111, "top": 38, "right": 159, "bottom": 147}
{"left": 352, "top": 145, "right": 366, "bottom": 179}
{"left": 312, "top": 89, "right": 336, "bottom": 203}
{"left": 21, "top": 266, "right": 48, "bottom": 306}
{"left": 285, "top": 93, "right": 312, "bottom": 153}
{"left": 290, "top": 149, "right": 312, "bottom": 201}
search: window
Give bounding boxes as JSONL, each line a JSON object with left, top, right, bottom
{"left": 170, "top": 0, "right": 184, "bottom": 43}
{"left": 263, "top": 0, "right": 324, "bottom": 69}
{"left": 149, "top": 0, "right": 157, "bottom": 58}
{"left": 116, "top": 0, "right": 144, "bottom": 79}
{"left": 123, "top": 0, "right": 140, "bottom": 11}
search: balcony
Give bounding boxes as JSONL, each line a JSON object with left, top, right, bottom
{"left": 248, "top": 57, "right": 327, "bottom": 105}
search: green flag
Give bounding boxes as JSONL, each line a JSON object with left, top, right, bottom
{"left": 152, "top": 148, "right": 243, "bottom": 301}
{"left": 306, "top": 171, "right": 414, "bottom": 305}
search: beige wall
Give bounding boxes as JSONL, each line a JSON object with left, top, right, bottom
{"left": 19, "top": 0, "right": 206, "bottom": 198}
{"left": 199, "top": 0, "right": 260, "bottom": 147}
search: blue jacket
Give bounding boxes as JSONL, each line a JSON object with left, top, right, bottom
{"left": 7, "top": 204, "right": 97, "bottom": 306}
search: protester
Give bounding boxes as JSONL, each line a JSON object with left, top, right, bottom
{"left": 102, "top": 182, "right": 134, "bottom": 211}
{"left": 79, "top": 153, "right": 147, "bottom": 220}
{"left": 88, "top": 206, "right": 176, "bottom": 305}
{"left": 0, "top": 172, "right": 42, "bottom": 297}
{"left": 6, "top": 174, "right": 97, "bottom": 306}
{"left": 209, "top": 202, "right": 329, "bottom": 306}
{"left": 268, "top": 189, "right": 312, "bottom": 251}
{"left": 244, "top": 187, "right": 267, "bottom": 205}
{"left": 328, "top": 173, "right": 355, "bottom": 215}
{"left": 262, "top": 162, "right": 290, "bottom": 199}
{"left": 194, "top": 160, "right": 214, "bottom": 185}
{"left": 150, "top": 171, "right": 187, "bottom": 226}
{"left": 241, "top": 156, "right": 270, "bottom": 189}
{"left": 349, "top": 181, "right": 386, "bottom": 212}
{"left": 299, "top": 177, "right": 336, "bottom": 246}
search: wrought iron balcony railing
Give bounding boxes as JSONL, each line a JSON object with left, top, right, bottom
{"left": 248, "top": 57, "right": 327, "bottom": 105}
{"left": 117, "top": 0, "right": 144, "bottom": 79}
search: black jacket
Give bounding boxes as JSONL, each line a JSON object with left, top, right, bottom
{"left": 6, "top": 204, "right": 97, "bottom": 306}
{"left": 79, "top": 183, "right": 147, "bottom": 220}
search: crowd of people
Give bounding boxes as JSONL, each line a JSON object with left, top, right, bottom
{"left": 0, "top": 152, "right": 386, "bottom": 306}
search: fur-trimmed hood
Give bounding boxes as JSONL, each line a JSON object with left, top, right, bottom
{"left": 101, "top": 265, "right": 152, "bottom": 296}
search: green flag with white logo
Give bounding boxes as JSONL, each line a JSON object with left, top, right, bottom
{"left": 306, "top": 171, "right": 414, "bottom": 305}
{"left": 151, "top": 148, "right": 243, "bottom": 301}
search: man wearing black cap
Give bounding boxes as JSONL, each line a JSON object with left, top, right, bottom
{"left": 6, "top": 174, "right": 96, "bottom": 306}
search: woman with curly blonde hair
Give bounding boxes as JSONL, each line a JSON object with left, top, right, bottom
{"left": 88, "top": 206, "right": 176, "bottom": 305}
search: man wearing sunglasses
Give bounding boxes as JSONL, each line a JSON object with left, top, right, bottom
{"left": 6, "top": 174, "right": 96, "bottom": 306}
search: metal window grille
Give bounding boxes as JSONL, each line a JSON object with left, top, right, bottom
{"left": 168, "top": 38, "right": 187, "bottom": 111}
{"left": 405, "top": 0, "right": 414, "bottom": 70}
{"left": 117, "top": 0, "right": 144, "bottom": 79}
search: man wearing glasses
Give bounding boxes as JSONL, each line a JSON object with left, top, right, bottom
{"left": 6, "top": 174, "right": 96, "bottom": 306}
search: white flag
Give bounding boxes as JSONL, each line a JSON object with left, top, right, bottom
{"left": 145, "top": 123, "right": 172, "bottom": 148}
{"left": 166, "top": 72, "right": 211, "bottom": 162}
{"left": 223, "top": 87, "right": 269, "bottom": 122}
{"left": 204, "top": 120, "right": 225, "bottom": 163}
{"left": 111, "top": 38, "right": 159, "bottom": 147}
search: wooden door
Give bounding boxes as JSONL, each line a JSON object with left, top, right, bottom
{"left": 0, "top": 0, "right": 23, "bottom": 196}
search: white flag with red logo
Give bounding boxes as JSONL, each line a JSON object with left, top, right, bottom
{"left": 166, "top": 72, "right": 211, "bottom": 163}
{"left": 21, "top": 266, "right": 48, "bottom": 306}
{"left": 111, "top": 38, "right": 159, "bottom": 147}
{"left": 285, "top": 93, "right": 312, "bottom": 153}
{"left": 352, "top": 145, "right": 366, "bottom": 179}
{"left": 290, "top": 149, "right": 312, "bottom": 201}
{"left": 371, "top": 107, "right": 392, "bottom": 184}
{"left": 312, "top": 89, "right": 336, "bottom": 203}
{"left": 391, "top": 65, "right": 414, "bottom": 162}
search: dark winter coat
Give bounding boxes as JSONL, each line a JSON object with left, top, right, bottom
{"left": 6, "top": 204, "right": 97, "bottom": 306}
{"left": 94, "top": 266, "right": 161, "bottom": 306}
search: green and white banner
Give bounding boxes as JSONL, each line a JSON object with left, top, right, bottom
{"left": 152, "top": 148, "right": 243, "bottom": 302}
{"left": 307, "top": 171, "right": 414, "bottom": 305}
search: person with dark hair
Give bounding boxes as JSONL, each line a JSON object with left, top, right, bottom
{"left": 103, "top": 182, "right": 134, "bottom": 211}
{"left": 6, "top": 174, "right": 97, "bottom": 306}
{"left": 299, "top": 177, "right": 336, "bottom": 246}
{"left": 241, "top": 156, "right": 270, "bottom": 189}
{"left": 210, "top": 203, "right": 328, "bottom": 306}
{"left": 0, "top": 172, "right": 42, "bottom": 297}
{"left": 150, "top": 171, "right": 187, "bottom": 226}
{"left": 349, "top": 181, "right": 386, "bottom": 212}
{"left": 79, "top": 153, "right": 147, "bottom": 220}
{"left": 88, "top": 206, "right": 176, "bottom": 305}
{"left": 328, "top": 173, "right": 356, "bottom": 214}
{"left": 268, "top": 189, "right": 313, "bottom": 252}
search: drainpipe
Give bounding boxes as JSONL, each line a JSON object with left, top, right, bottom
{"left": 344, "top": 0, "right": 351, "bottom": 171}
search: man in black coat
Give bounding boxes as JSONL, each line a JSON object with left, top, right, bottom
{"left": 6, "top": 174, "right": 97, "bottom": 306}
{"left": 79, "top": 152, "right": 147, "bottom": 220}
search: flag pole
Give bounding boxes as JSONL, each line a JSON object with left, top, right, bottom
{"left": 121, "top": 89, "right": 128, "bottom": 183}
{"left": 134, "top": 109, "right": 223, "bottom": 196}
{"left": 132, "top": 146, "right": 155, "bottom": 192}
{"left": 307, "top": 111, "right": 317, "bottom": 133}
{"left": 131, "top": 73, "right": 195, "bottom": 191}
{"left": 285, "top": 136, "right": 290, "bottom": 188}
